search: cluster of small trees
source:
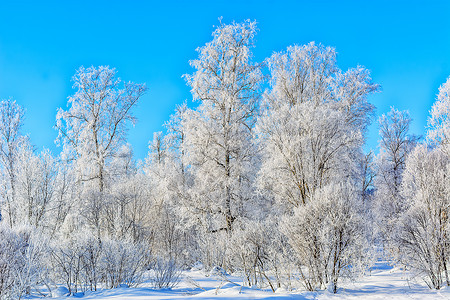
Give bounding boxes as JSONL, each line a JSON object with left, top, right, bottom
{"left": 175, "top": 20, "right": 378, "bottom": 293}
{"left": 0, "top": 68, "right": 173, "bottom": 298}
{"left": 0, "top": 19, "right": 449, "bottom": 298}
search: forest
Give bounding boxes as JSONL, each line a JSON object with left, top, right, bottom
{"left": 0, "top": 20, "right": 449, "bottom": 299}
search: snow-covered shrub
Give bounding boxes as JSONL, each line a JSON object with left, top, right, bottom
{"left": 199, "top": 231, "right": 229, "bottom": 271}
{"left": 79, "top": 234, "right": 102, "bottom": 292}
{"left": 191, "top": 261, "right": 204, "bottom": 271}
{"left": 229, "top": 220, "right": 280, "bottom": 291}
{"left": 150, "top": 257, "right": 181, "bottom": 289}
{"left": 0, "top": 225, "right": 46, "bottom": 299}
{"left": 100, "top": 238, "right": 151, "bottom": 288}
{"left": 106, "top": 171, "right": 154, "bottom": 243}
{"left": 49, "top": 238, "right": 86, "bottom": 295}
{"left": 282, "top": 183, "right": 369, "bottom": 293}
{"left": 209, "top": 266, "right": 228, "bottom": 276}
{"left": 49, "top": 234, "right": 151, "bottom": 293}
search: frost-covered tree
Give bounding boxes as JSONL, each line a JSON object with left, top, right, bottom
{"left": 163, "top": 104, "right": 192, "bottom": 220}
{"left": 143, "top": 130, "right": 192, "bottom": 264}
{"left": 360, "top": 151, "right": 376, "bottom": 202}
{"left": 164, "top": 103, "right": 188, "bottom": 183}
{"left": 0, "top": 98, "right": 25, "bottom": 227}
{"left": 55, "top": 66, "right": 146, "bottom": 194}
{"left": 428, "top": 76, "right": 450, "bottom": 154}
{"left": 102, "top": 145, "right": 146, "bottom": 240}
{"left": 256, "top": 42, "right": 378, "bottom": 209}
{"left": 15, "top": 143, "right": 58, "bottom": 229}
{"left": 398, "top": 145, "right": 450, "bottom": 289}
{"left": 109, "top": 172, "right": 152, "bottom": 242}
{"left": 182, "top": 20, "right": 263, "bottom": 236}
{"left": 374, "top": 107, "right": 418, "bottom": 247}
{"left": 48, "top": 158, "right": 78, "bottom": 237}
{"left": 159, "top": 104, "right": 202, "bottom": 265}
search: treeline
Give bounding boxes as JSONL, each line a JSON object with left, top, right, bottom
{"left": 0, "top": 20, "right": 448, "bottom": 298}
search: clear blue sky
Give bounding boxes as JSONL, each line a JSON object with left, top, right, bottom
{"left": 0, "top": 0, "right": 449, "bottom": 159}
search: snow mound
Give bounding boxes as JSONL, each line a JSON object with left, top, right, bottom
{"left": 52, "top": 286, "right": 69, "bottom": 298}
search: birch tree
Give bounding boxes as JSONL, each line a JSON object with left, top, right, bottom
{"left": 55, "top": 66, "right": 146, "bottom": 194}
{"left": 182, "top": 20, "right": 263, "bottom": 235}
{"left": 256, "top": 42, "right": 378, "bottom": 209}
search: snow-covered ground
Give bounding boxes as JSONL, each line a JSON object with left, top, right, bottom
{"left": 49, "top": 262, "right": 450, "bottom": 300}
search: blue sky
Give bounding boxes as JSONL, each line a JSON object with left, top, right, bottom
{"left": 0, "top": 0, "right": 449, "bottom": 159}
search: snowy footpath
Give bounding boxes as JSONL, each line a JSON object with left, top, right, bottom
{"left": 50, "top": 263, "right": 450, "bottom": 300}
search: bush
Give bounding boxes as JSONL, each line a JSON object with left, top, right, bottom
{"left": 101, "top": 238, "right": 151, "bottom": 288}
{"left": 150, "top": 258, "right": 181, "bottom": 289}
{"left": 282, "top": 183, "right": 369, "bottom": 293}
{"left": 49, "top": 234, "right": 151, "bottom": 294}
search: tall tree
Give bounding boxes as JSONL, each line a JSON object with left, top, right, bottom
{"left": 394, "top": 76, "right": 450, "bottom": 289}
{"left": 55, "top": 66, "right": 146, "bottom": 194}
{"left": 0, "top": 99, "right": 25, "bottom": 227}
{"left": 182, "top": 20, "right": 263, "bottom": 234}
{"left": 256, "top": 43, "right": 378, "bottom": 209}
{"left": 374, "top": 107, "right": 418, "bottom": 245}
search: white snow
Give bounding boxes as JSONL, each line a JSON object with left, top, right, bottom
{"left": 50, "top": 263, "right": 450, "bottom": 300}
